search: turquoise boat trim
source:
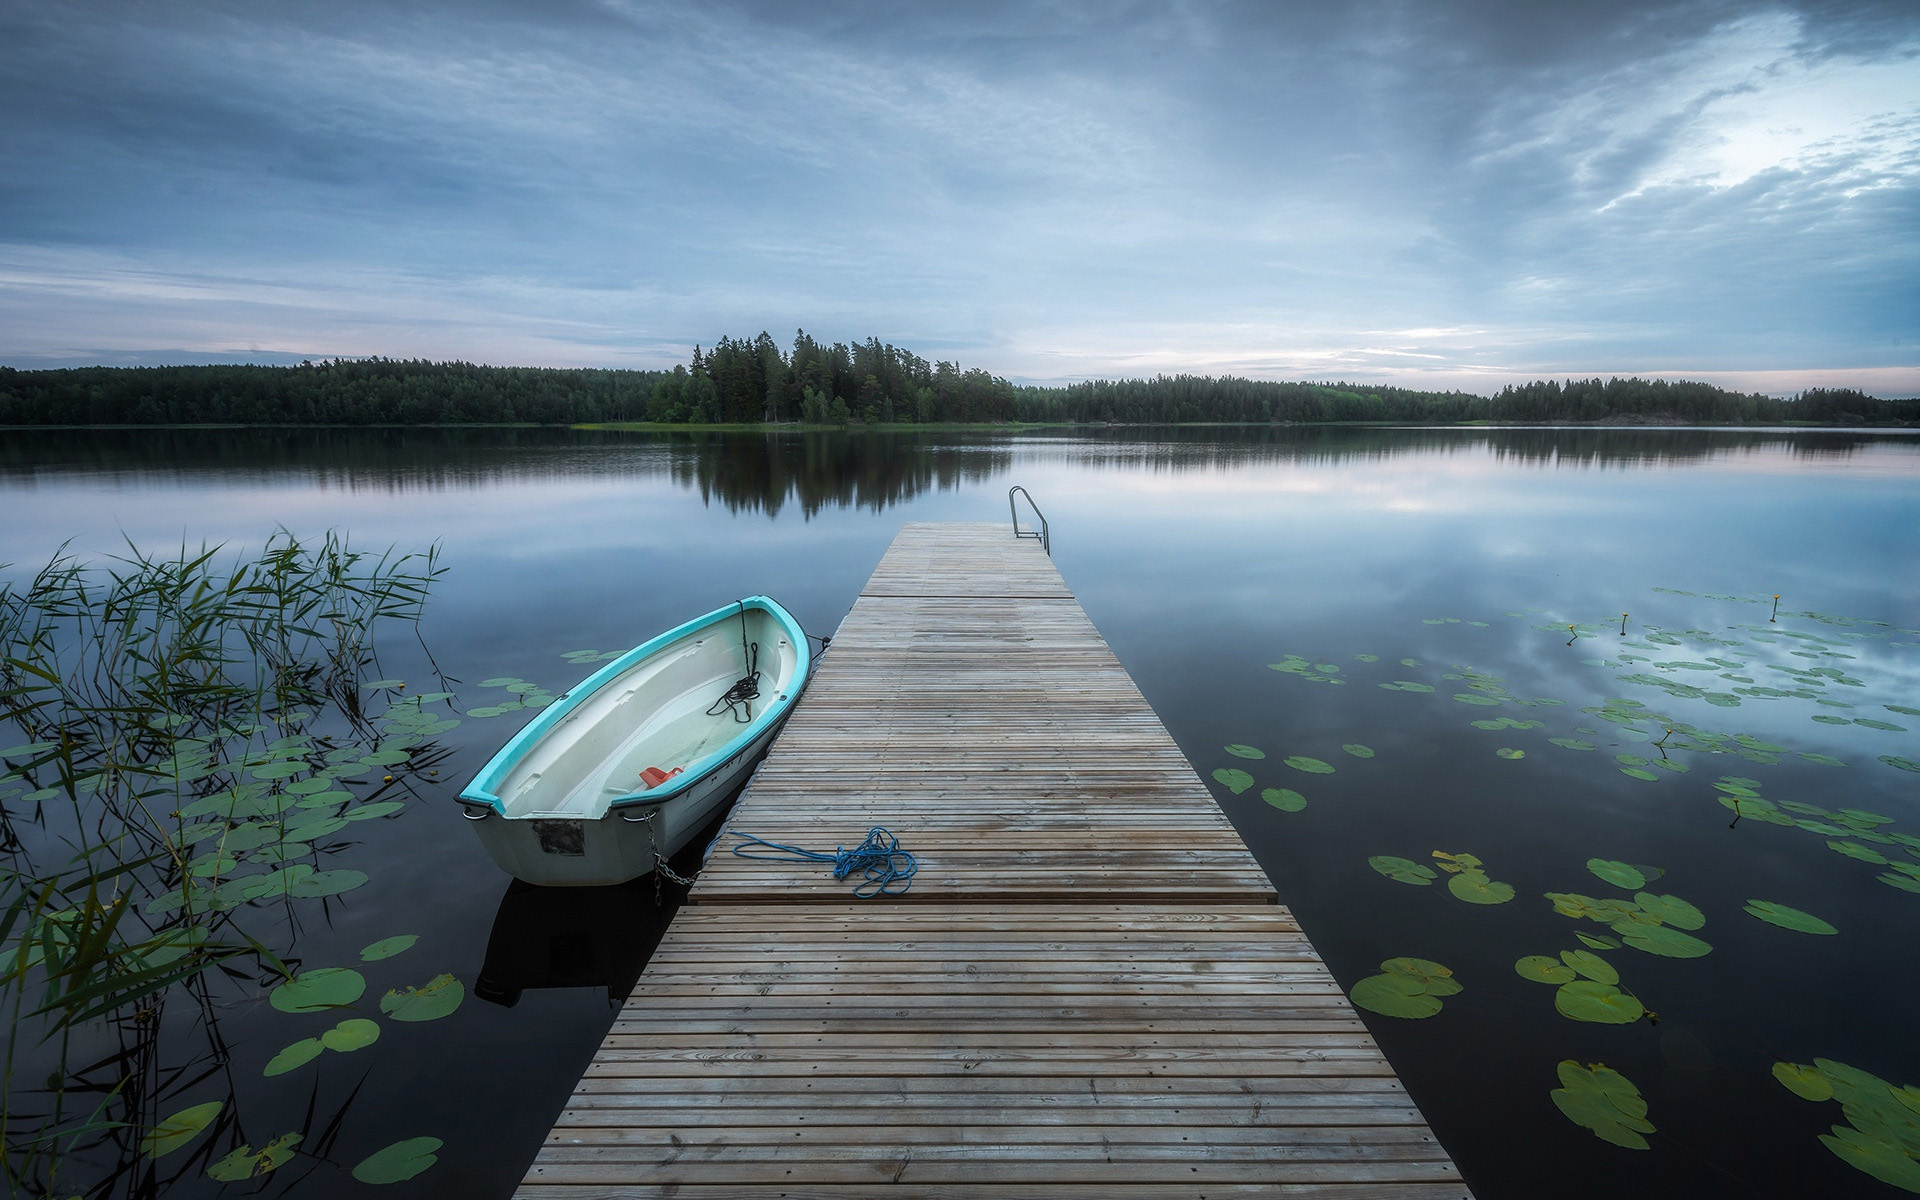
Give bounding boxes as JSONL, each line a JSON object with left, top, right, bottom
{"left": 458, "top": 595, "right": 810, "bottom": 816}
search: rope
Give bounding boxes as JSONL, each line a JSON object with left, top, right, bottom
{"left": 706, "top": 600, "right": 761, "bottom": 723}
{"left": 730, "top": 826, "right": 917, "bottom": 897}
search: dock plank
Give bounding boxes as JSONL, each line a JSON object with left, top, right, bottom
{"left": 517, "top": 524, "right": 1469, "bottom": 1198}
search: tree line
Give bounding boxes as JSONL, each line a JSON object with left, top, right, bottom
{"left": 2, "top": 336, "right": 1914, "bottom": 426}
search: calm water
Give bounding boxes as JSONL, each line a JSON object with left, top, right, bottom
{"left": 2, "top": 426, "right": 1917, "bottom": 1198}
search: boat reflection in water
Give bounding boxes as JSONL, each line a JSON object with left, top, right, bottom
{"left": 474, "top": 759, "right": 743, "bottom": 1009}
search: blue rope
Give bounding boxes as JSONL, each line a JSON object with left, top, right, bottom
{"left": 730, "top": 826, "right": 917, "bottom": 897}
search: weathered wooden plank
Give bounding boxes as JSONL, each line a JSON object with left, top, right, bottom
{"left": 517, "top": 525, "right": 1468, "bottom": 1199}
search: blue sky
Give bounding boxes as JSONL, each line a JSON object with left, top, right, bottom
{"left": 2, "top": 0, "right": 1916, "bottom": 394}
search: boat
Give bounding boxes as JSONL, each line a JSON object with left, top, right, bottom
{"left": 458, "top": 596, "right": 811, "bottom": 886}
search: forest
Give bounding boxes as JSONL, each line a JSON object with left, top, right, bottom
{"left": 1, "top": 332, "right": 1914, "bottom": 426}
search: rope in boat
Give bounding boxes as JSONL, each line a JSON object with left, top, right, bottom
{"left": 730, "top": 826, "right": 917, "bottom": 897}
{"left": 706, "top": 600, "right": 761, "bottom": 723}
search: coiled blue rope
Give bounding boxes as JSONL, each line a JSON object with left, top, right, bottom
{"left": 730, "top": 826, "right": 917, "bottom": 897}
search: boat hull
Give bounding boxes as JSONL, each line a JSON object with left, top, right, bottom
{"left": 458, "top": 596, "right": 809, "bottom": 886}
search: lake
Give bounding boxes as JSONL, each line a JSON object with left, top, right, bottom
{"left": 2, "top": 425, "right": 1917, "bottom": 1198}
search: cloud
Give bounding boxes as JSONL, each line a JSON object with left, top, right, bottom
{"left": 0, "top": 0, "right": 1915, "bottom": 392}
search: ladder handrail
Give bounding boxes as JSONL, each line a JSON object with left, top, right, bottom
{"left": 1007, "top": 486, "right": 1050, "bottom": 555}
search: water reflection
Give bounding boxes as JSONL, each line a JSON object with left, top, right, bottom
{"left": 475, "top": 881, "right": 675, "bottom": 1009}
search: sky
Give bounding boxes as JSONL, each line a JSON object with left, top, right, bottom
{"left": 2, "top": 0, "right": 1917, "bottom": 395}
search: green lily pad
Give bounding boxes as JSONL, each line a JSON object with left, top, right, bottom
{"left": 1260, "top": 788, "right": 1306, "bottom": 812}
{"left": 1633, "top": 893, "right": 1705, "bottom": 931}
{"left": 1829, "top": 841, "right": 1889, "bottom": 865}
{"left": 1560, "top": 949, "right": 1618, "bottom": 984}
{"left": 1383, "top": 681, "right": 1435, "bottom": 692}
{"left": 380, "top": 974, "right": 465, "bottom": 1022}
{"left": 207, "top": 1133, "right": 302, "bottom": 1181}
{"left": 1555, "top": 980, "right": 1645, "bottom": 1024}
{"left": 1284, "top": 755, "right": 1335, "bottom": 774}
{"left": 361, "top": 934, "right": 418, "bottom": 961}
{"left": 1223, "top": 744, "right": 1265, "bottom": 759}
{"left": 1516, "top": 955, "right": 1576, "bottom": 984}
{"left": 142, "top": 1101, "right": 223, "bottom": 1158}
{"left": 1550, "top": 738, "right": 1596, "bottom": 751}
{"left": 1380, "top": 957, "right": 1461, "bottom": 995}
{"left": 1368, "top": 855, "right": 1437, "bottom": 885}
{"left": 360, "top": 749, "right": 412, "bottom": 767}
{"left": 1552, "top": 1062, "right": 1654, "bottom": 1149}
{"left": 1620, "top": 767, "right": 1660, "bottom": 781}
{"left": 270, "top": 967, "right": 366, "bottom": 1013}
{"left": 287, "top": 869, "right": 370, "bottom": 898}
{"left": 352, "top": 1136, "right": 444, "bottom": 1185}
{"left": 1495, "top": 747, "right": 1525, "bottom": 760}
{"left": 263, "top": 1037, "right": 325, "bottom": 1077}
{"left": 1341, "top": 744, "right": 1375, "bottom": 759}
{"left": 1856, "top": 718, "right": 1908, "bottom": 731}
{"left": 1745, "top": 900, "right": 1836, "bottom": 935}
{"left": 321, "top": 1017, "right": 382, "bottom": 1052}
{"left": 1210, "top": 768, "right": 1254, "bottom": 795}
{"left": 1773, "top": 1061, "right": 1835, "bottom": 1102}
{"left": 1453, "top": 694, "right": 1501, "bottom": 706}
{"left": 1617, "top": 923, "right": 1712, "bottom": 958}
{"left": 344, "top": 801, "right": 406, "bottom": 822}
{"left": 1449, "top": 873, "right": 1516, "bottom": 905}
{"left": 1821, "top": 1124, "right": 1920, "bottom": 1191}
{"left": 1880, "top": 872, "right": 1920, "bottom": 893}
{"left": 1800, "top": 753, "right": 1848, "bottom": 767}
{"left": 1880, "top": 756, "right": 1920, "bottom": 773}
{"left": 1587, "top": 859, "right": 1647, "bottom": 890}
{"left": 1349, "top": 972, "right": 1443, "bottom": 1019}
{"left": 1576, "top": 932, "right": 1622, "bottom": 951}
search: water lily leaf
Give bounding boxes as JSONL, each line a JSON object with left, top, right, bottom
{"left": 1223, "top": 744, "right": 1265, "bottom": 759}
{"left": 1552, "top": 1062, "right": 1654, "bottom": 1148}
{"left": 1210, "top": 768, "right": 1254, "bottom": 795}
{"left": 263, "top": 1037, "right": 325, "bottom": 1077}
{"left": 282, "top": 817, "right": 349, "bottom": 843}
{"left": 1880, "top": 872, "right": 1920, "bottom": 893}
{"left": 1555, "top": 980, "right": 1645, "bottom": 1024}
{"left": 1380, "top": 957, "right": 1461, "bottom": 995}
{"left": 1745, "top": 900, "right": 1836, "bottom": 935}
{"left": 207, "top": 1133, "right": 301, "bottom": 1181}
{"left": 363, "top": 679, "right": 405, "bottom": 689}
{"left": 361, "top": 934, "right": 418, "bottom": 961}
{"left": 1453, "top": 694, "right": 1501, "bottom": 706}
{"left": 248, "top": 759, "right": 309, "bottom": 780}
{"left": 380, "top": 974, "right": 465, "bottom": 1022}
{"left": 1349, "top": 973, "right": 1443, "bottom": 1019}
{"left": 1260, "top": 787, "right": 1305, "bottom": 812}
{"left": 1550, "top": 738, "right": 1596, "bottom": 751}
{"left": 1839, "top": 808, "right": 1894, "bottom": 826}
{"left": 142, "top": 1101, "right": 222, "bottom": 1157}
{"left": 1284, "top": 755, "right": 1335, "bottom": 774}
{"left": 479, "top": 676, "right": 523, "bottom": 688}
{"left": 270, "top": 967, "right": 366, "bottom": 1013}
{"left": 1516, "top": 955, "right": 1576, "bottom": 984}
{"left": 1617, "top": 923, "right": 1712, "bottom": 958}
{"left": 1341, "top": 744, "right": 1375, "bottom": 758}
{"left": 1560, "top": 949, "right": 1618, "bottom": 984}
{"left": 1588, "top": 859, "right": 1647, "bottom": 890}
{"left": 1355, "top": 654, "right": 1380, "bottom": 662}
{"left": 1619, "top": 767, "right": 1659, "bottom": 781}
{"left": 1495, "top": 747, "right": 1525, "bottom": 760}
{"left": 1384, "top": 680, "right": 1435, "bottom": 692}
{"left": 344, "top": 801, "right": 406, "bottom": 822}
{"left": 1449, "top": 873, "right": 1516, "bottom": 905}
{"left": 1828, "top": 841, "right": 1889, "bottom": 865}
{"left": 1799, "top": 753, "right": 1848, "bottom": 767}
{"left": 352, "top": 1136, "right": 444, "bottom": 1185}
{"left": 1577, "top": 933, "right": 1621, "bottom": 950}
{"left": 1633, "top": 893, "right": 1704, "bottom": 931}
{"left": 361, "top": 749, "right": 412, "bottom": 767}
{"left": 1820, "top": 1124, "right": 1920, "bottom": 1191}
{"left": 287, "top": 869, "right": 370, "bottom": 898}
{"left": 1880, "top": 756, "right": 1920, "bottom": 773}
{"left": 321, "top": 1017, "right": 382, "bottom": 1052}
{"left": 1368, "top": 855, "right": 1436, "bottom": 885}
{"left": 1855, "top": 718, "right": 1908, "bottom": 732}
{"left": 296, "top": 790, "right": 355, "bottom": 809}
{"left": 1773, "top": 1062, "right": 1835, "bottom": 1102}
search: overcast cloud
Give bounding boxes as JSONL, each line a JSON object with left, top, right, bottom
{"left": 2, "top": 0, "right": 1915, "bottom": 393}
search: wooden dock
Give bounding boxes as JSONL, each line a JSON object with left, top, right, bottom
{"left": 518, "top": 523, "right": 1471, "bottom": 1198}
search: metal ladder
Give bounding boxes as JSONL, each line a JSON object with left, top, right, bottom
{"left": 1007, "top": 486, "right": 1050, "bottom": 555}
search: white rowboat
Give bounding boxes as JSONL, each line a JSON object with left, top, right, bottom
{"left": 458, "top": 596, "right": 810, "bottom": 885}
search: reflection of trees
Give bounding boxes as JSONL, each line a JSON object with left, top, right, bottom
{"left": 672, "top": 432, "right": 1010, "bottom": 518}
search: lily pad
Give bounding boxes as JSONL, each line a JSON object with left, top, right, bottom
{"left": 361, "top": 934, "right": 418, "bottom": 961}
{"left": 1368, "top": 855, "right": 1437, "bottom": 885}
{"left": 207, "top": 1133, "right": 302, "bottom": 1181}
{"left": 270, "top": 967, "right": 366, "bottom": 1013}
{"left": 1745, "top": 900, "right": 1836, "bottom": 935}
{"left": 1549, "top": 738, "right": 1596, "bottom": 751}
{"left": 1284, "top": 755, "right": 1335, "bottom": 774}
{"left": 1223, "top": 744, "right": 1265, "bottom": 760}
{"left": 1880, "top": 756, "right": 1920, "bottom": 773}
{"left": 263, "top": 1037, "right": 326, "bottom": 1077}
{"left": 1617, "top": 923, "right": 1712, "bottom": 958}
{"left": 380, "top": 973, "right": 465, "bottom": 1022}
{"left": 1576, "top": 932, "right": 1622, "bottom": 951}
{"left": 1448, "top": 873, "right": 1516, "bottom": 905}
{"left": 1453, "top": 694, "right": 1501, "bottom": 706}
{"left": 1773, "top": 1061, "right": 1834, "bottom": 1102}
{"left": 1210, "top": 768, "right": 1254, "bottom": 795}
{"left": 1350, "top": 972, "right": 1443, "bottom": 1019}
{"left": 1515, "top": 955, "right": 1576, "bottom": 984}
{"left": 352, "top": 1136, "right": 444, "bottom": 1185}
{"left": 1587, "top": 859, "right": 1647, "bottom": 890}
{"left": 1260, "top": 787, "right": 1306, "bottom": 812}
{"left": 1633, "top": 893, "right": 1705, "bottom": 931}
{"left": 142, "top": 1101, "right": 223, "bottom": 1157}
{"left": 1380, "top": 957, "right": 1461, "bottom": 995}
{"left": 1341, "top": 744, "right": 1375, "bottom": 759}
{"left": 343, "top": 801, "right": 406, "bottom": 821}
{"left": 1552, "top": 1062, "right": 1654, "bottom": 1149}
{"left": 1495, "top": 747, "right": 1525, "bottom": 760}
{"left": 1555, "top": 980, "right": 1645, "bottom": 1024}
{"left": 1560, "top": 949, "right": 1618, "bottom": 984}
{"left": 321, "top": 1017, "right": 382, "bottom": 1052}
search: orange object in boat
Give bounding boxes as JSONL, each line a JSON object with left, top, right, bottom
{"left": 639, "top": 766, "right": 683, "bottom": 789}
